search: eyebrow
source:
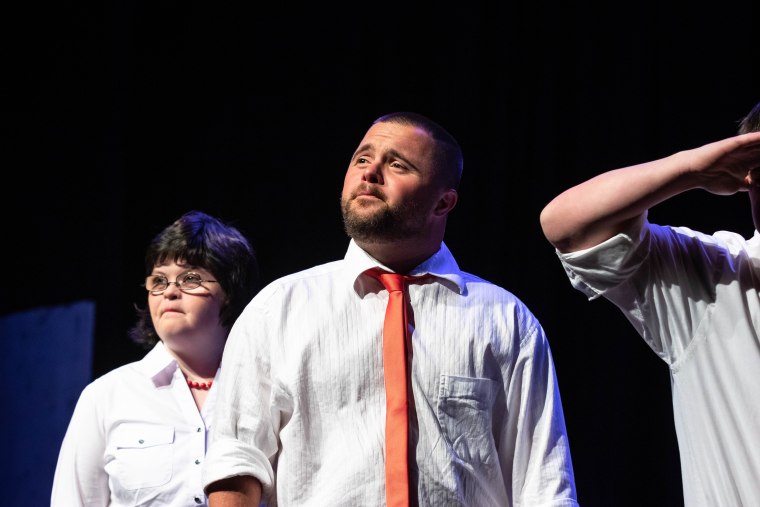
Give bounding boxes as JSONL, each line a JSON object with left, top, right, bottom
{"left": 351, "top": 142, "right": 373, "bottom": 161}
{"left": 352, "top": 144, "right": 421, "bottom": 173}
{"left": 385, "top": 149, "right": 420, "bottom": 172}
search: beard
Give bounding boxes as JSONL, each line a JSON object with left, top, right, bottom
{"left": 341, "top": 191, "right": 427, "bottom": 243}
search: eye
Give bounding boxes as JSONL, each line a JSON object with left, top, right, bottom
{"left": 147, "top": 275, "right": 168, "bottom": 291}
{"left": 179, "top": 272, "right": 203, "bottom": 288}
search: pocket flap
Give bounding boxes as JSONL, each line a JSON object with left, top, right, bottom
{"left": 112, "top": 423, "right": 174, "bottom": 449}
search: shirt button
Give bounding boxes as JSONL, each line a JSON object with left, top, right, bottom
{"left": 194, "top": 497, "right": 202, "bottom": 504}
{"left": 195, "top": 459, "right": 201, "bottom": 465}
{"left": 197, "top": 427, "right": 202, "bottom": 432}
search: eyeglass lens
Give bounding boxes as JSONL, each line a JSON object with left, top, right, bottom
{"left": 145, "top": 272, "right": 205, "bottom": 292}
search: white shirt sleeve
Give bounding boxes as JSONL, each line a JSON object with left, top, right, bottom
{"left": 51, "top": 383, "right": 110, "bottom": 506}
{"left": 203, "top": 302, "right": 278, "bottom": 501}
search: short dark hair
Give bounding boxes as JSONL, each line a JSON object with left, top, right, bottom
{"left": 128, "top": 210, "right": 260, "bottom": 348}
{"left": 738, "top": 101, "right": 760, "bottom": 134}
{"left": 373, "top": 112, "right": 463, "bottom": 189}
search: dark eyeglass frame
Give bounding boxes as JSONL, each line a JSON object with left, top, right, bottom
{"left": 143, "top": 271, "right": 218, "bottom": 294}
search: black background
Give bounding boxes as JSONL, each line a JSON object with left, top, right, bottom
{"left": 4, "top": 2, "right": 759, "bottom": 505}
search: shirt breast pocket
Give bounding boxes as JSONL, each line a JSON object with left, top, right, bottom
{"left": 109, "top": 422, "right": 174, "bottom": 490}
{"left": 436, "top": 375, "right": 499, "bottom": 467}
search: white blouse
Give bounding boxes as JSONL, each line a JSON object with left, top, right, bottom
{"left": 51, "top": 341, "right": 217, "bottom": 506}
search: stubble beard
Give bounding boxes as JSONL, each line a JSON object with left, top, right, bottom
{"left": 341, "top": 194, "right": 424, "bottom": 243}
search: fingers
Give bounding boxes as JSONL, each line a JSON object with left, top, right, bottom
{"left": 748, "top": 168, "right": 760, "bottom": 187}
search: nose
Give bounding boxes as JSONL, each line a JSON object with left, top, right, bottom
{"left": 163, "top": 281, "right": 182, "bottom": 298}
{"left": 362, "top": 161, "right": 383, "bottom": 184}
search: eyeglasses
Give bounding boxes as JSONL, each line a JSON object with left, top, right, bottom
{"left": 143, "top": 272, "right": 218, "bottom": 294}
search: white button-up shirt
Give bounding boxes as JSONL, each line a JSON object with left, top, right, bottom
{"left": 204, "top": 240, "right": 578, "bottom": 506}
{"left": 51, "top": 341, "right": 217, "bottom": 506}
{"left": 557, "top": 220, "right": 760, "bottom": 507}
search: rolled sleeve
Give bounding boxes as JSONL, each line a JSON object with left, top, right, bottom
{"left": 203, "top": 303, "right": 279, "bottom": 501}
{"left": 557, "top": 219, "right": 649, "bottom": 300}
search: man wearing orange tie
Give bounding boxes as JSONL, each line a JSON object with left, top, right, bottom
{"left": 204, "top": 112, "right": 579, "bottom": 506}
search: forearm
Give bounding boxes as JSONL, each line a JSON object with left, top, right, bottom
{"left": 207, "top": 476, "right": 262, "bottom": 507}
{"left": 541, "top": 133, "right": 760, "bottom": 252}
{"left": 540, "top": 152, "right": 697, "bottom": 252}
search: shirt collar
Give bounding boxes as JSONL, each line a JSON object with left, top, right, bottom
{"left": 344, "top": 238, "right": 465, "bottom": 295}
{"left": 134, "top": 341, "right": 179, "bottom": 388}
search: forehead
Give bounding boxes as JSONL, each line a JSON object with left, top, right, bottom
{"left": 151, "top": 261, "right": 211, "bottom": 274}
{"left": 359, "top": 122, "right": 436, "bottom": 157}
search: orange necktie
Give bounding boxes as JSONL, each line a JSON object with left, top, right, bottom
{"left": 368, "top": 268, "right": 424, "bottom": 507}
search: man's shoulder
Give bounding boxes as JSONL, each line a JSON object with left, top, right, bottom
{"left": 656, "top": 224, "right": 756, "bottom": 254}
{"left": 272, "top": 259, "right": 345, "bottom": 284}
{"left": 457, "top": 270, "right": 527, "bottom": 303}
{"left": 252, "top": 259, "right": 346, "bottom": 299}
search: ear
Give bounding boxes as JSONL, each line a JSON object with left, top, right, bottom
{"left": 433, "top": 189, "right": 458, "bottom": 217}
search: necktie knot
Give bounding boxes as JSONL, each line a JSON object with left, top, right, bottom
{"left": 367, "top": 268, "right": 425, "bottom": 293}
{"left": 377, "top": 271, "right": 405, "bottom": 293}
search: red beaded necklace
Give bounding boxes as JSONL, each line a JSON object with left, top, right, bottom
{"left": 187, "top": 378, "right": 213, "bottom": 390}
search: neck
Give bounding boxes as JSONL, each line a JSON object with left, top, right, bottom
{"left": 163, "top": 333, "right": 226, "bottom": 382}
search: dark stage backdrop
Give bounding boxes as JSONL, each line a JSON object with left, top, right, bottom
{"left": 4, "top": 2, "right": 759, "bottom": 505}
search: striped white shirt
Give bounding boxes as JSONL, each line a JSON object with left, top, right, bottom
{"left": 205, "top": 240, "right": 578, "bottom": 506}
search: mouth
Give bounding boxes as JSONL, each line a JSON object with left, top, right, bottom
{"left": 355, "top": 193, "right": 381, "bottom": 202}
{"left": 353, "top": 184, "right": 383, "bottom": 201}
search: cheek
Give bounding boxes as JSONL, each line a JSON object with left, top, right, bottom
{"left": 195, "top": 298, "right": 225, "bottom": 325}
{"left": 342, "top": 173, "right": 355, "bottom": 193}
{"left": 401, "top": 185, "right": 434, "bottom": 207}
{"left": 147, "top": 297, "right": 161, "bottom": 323}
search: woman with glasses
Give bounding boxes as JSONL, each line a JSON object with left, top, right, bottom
{"left": 51, "top": 210, "right": 260, "bottom": 506}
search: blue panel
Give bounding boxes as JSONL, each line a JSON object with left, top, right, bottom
{"left": 0, "top": 301, "right": 95, "bottom": 507}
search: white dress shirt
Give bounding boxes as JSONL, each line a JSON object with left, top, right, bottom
{"left": 204, "top": 240, "right": 578, "bottom": 506}
{"left": 51, "top": 341, "right": 218, "bottom": 506}
{"left": 557, "top": 219, "right": 760, "bottom": 507}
